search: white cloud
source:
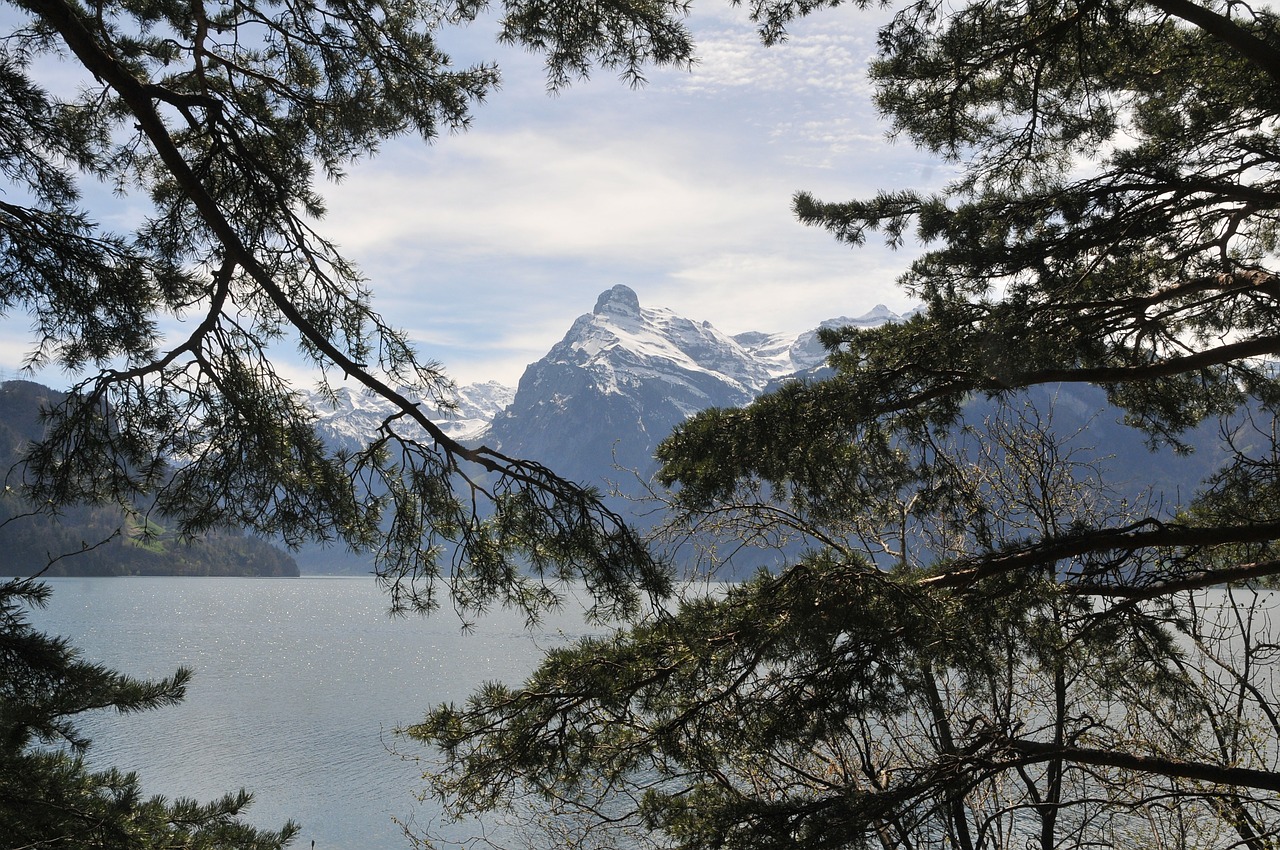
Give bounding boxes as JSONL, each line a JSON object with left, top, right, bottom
{"left": 327, "top": 128, "right": 781, "bottom": 265}
{"left": 656, "top": 236, "right": 914, "bottom": 329}
{"left": 659, "top": 6, "right": 882, "bottom": 98}
{"left": 310, "top": 8, "right": 945, "bottom": 387}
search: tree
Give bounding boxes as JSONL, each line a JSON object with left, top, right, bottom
{"left": 0, "top": 577, "right": 299, "bottom": 848}
{"left": 410, "top": 0, "right": 1280, "bottom": 847}
{"left": 0, "top": 0, "right": 688, "bottom": 616}
{"left": 1, "top": 0, "right": 699, "bottom": 843}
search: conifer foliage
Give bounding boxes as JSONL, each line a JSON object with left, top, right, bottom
{"left": 413, "top": 0, "right": 1280, "bottom": 847}
{"left": 1, "top": 0, "right": 692, "bottom": 839}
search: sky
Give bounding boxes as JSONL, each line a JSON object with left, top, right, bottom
{"left": 3, "top": 1, "right": 951, "bottom": 389}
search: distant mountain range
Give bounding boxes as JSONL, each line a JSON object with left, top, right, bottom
{"left": 303, "top": 380, "right": 514, "bottom": 449}
{"left": 305, "top": 285, "right": 1226, "bottom": 576}
{"left": 1, "top": 286, "right": 1227, "bottom": 577}
{"left": 308, "top": 285, "right": 908, "bottom": 490}
{"left": 486, "top": 285, "right": 901, "bottom": 486}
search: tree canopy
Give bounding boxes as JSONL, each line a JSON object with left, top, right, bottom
{"left": 411, "top": 0, "right": 1280, "bottom": 847}
{"left": 0, "top": 0, "right": 691, "bottom": 615}
{"left": 0, "top": 0, "right": 701, "bottom": 844}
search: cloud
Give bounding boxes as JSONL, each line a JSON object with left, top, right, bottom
{"left": 680, "top": 30, "right": 873, "bottom": 98}
{"left": 341, "top": 5, "right": 940, "bottom": 386}
{"left": 656, "top": 5, "right": 883, "bottom": 97}
{"left": 310, "top": 8, "right": 944, "bottom": 387}
{"left": 327, "top": 128, "right": 781, "bottom": 266}
{"left": 655, "top": 235, "right": 914, "bottom": 330}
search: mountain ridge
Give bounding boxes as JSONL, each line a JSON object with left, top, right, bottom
{"left": 297, "top": 284, "right": 887, "bottom": 572}
{"left": 303, "top": 285, "right": 902, "bottom": 491}
{"left": 0, "top": 380, "right": 300, "bottom": 578}
{"left": 0, "top": 288, "right": 1224, "bottom": 577}
{"left": 479, "top": 285, "right": 902, "bottom": 486}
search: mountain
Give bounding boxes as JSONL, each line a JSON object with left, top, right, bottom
{"left": 734, "top": 304, "right": 903, "bottom": 377}
{"left": 300, "top": 285, "right": 893, "bottom": 493}
{"left": 300, "top": 286, "right": 1227, "bottom": 577}
{"left": 1, "top": 289, "right": 1225, "bottom": 578}
{"left": 303, "top": 381, "right": 514, "bottom": 450}
{"left": 484, "top": 285, "right": 898, "bottom": 486}
{"left": 295, "top": 286, "right": 898, "bottom": 572}
{"left": 0, "top": 380, "right": 299, "bottom": 578}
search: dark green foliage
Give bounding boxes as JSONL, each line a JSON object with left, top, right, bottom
{"left": 0, "top": 0, "right": 683, "bottom": 616}
{"left": 0, "top": 578, "right": 298, "bottom": 848}
{"left": 410, "top": 0, "right": 1280, "bottom": 846}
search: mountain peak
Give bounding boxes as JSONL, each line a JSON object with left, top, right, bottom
{"left": 593, "top": 284, "right": 641, "bottom": 318}
{"left": 303, "top": 290, "right": 914, "bottom": 490}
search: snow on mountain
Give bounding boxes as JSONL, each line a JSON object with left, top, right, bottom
{"left": 736, "top": 305, "right": 907, "bottom": 374}
{"left": 550, "top": 284, "right": 774, "bottom": 412}
{"left": 303, "top": 380, "right": 514, "bottom": 450}
{"left": 301, "top": 286, "right": 908, "bottom": 490}
{"left": 438, "top": 380, "right": 515, "bottom": 439}
{"left": 485, "top": 285, "right": 908, "bottom": 487}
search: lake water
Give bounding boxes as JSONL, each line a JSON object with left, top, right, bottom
{"left": 25, "top": 576, "right": 601, "bottom": 850}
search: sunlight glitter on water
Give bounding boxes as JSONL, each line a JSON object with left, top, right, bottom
{"left": 29, "top": 575, "right": 597, "bottom": 850}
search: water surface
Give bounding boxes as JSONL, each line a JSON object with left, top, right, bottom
{"left": 27, "top": 575, "right": 596, "bottom": 850}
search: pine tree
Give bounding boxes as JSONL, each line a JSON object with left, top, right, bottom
{"left": 410, "top": 0, "right": 1280, "bottom": 846}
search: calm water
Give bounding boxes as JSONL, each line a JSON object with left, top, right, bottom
{"left": 26, "top": 576, "right": 600, "bottom": 850}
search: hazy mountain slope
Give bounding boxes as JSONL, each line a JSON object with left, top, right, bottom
{"left": 0, "top": 381, "right": 299, "bottom": 578}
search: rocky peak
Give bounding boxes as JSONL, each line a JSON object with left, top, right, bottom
{"left": 304, "top": 288, "right": 912, "bottom": 493}
{"left": 594, "top": 284, "right": 642, "bottom": 318}
{"left": 486, "top": 288, "right": 911, "bottom": 488}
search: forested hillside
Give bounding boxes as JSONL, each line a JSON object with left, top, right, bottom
{"left": 0, "top": 381, "right": 298, "bottom": 577}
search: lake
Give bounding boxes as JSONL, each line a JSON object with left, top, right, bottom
{"left": 25, "top": 575, "right": 601, "bottom": 850}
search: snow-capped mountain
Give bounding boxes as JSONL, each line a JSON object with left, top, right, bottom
{"left": 302, "top": 284, "right": 908, "bottom": 492}
{"left": 303, "top": 380, "right": 514, "bottom": 450}
{"left": 287, "top": 288, "right": 1222, "bottom": 577}
{"left": 734, "top": 306, "right": 901, "bottom": 378}
{"left": 485, "top": 285, "right": 905, "bottom": 487}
